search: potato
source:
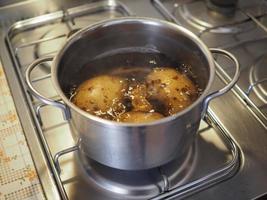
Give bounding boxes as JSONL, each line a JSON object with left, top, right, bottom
{"left": 72, "top": 75, "right": 127, "bottom": 115}
{"left": 128, "top": 83, "right": 153, "bottom": 112}
{"left": 146, "top": 67, "right": 197, "bottom": 115}
{"left": 117, "top": 111, "right": 163, "bottom": 123}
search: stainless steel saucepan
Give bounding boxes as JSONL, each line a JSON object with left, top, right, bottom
{"left": 26, "top": 17, "right": 239, "bottom": 170}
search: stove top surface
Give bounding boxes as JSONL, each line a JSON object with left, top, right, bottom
{"left": 153, "top": 0, "right": 267, "bottom": 127}
{"left": 0, "top": 0, "right": 266, "bottom": 200}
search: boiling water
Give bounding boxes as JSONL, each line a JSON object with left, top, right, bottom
{"left": 69, "top": 51, "right": 202, "bottom": 121}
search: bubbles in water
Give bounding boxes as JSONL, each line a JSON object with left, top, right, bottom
{"left": 68, "top": 51, "right": 202, "bottom": 121}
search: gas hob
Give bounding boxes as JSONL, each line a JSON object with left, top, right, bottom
{"left": 0, "top": 0, "right": 266, "bottom": 200}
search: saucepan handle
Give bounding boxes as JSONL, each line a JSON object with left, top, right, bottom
{"left": 201, "top": 48, "right": 240, "bottom": 118}
{"left": 25, "top": 56, "right": 71, "bottom": 120}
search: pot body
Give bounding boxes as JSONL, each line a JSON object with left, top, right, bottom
{"left": 52, "top": 18, "right": 215, "bottom": 170}
{"left": 69, "top": 102, "right": 202, "bottom": 170}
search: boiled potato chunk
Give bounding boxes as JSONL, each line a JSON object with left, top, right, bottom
{"left": 117, "top": 111, "right": 163, "bottom": 123}
{"left": 146, "top": 67, "right": 197, "bottom": 115}
{"left": 128, "top": 84, "right": 153, "bottom": 112}
{"left": 72, "top": 75, "right": 127, "bottom": 114}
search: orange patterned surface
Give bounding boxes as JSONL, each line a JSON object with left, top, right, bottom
{"left": 0, "top": 67, "right": 3, "bottom": 77}
{"left": 0, "top": 63, "right": 45, "bottom": 199}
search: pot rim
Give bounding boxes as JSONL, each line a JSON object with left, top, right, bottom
{"left": 51, "top": 17, "right": 215, "bottom": 127}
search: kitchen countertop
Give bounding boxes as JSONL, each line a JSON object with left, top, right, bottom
{"left": 0, "top": 62, "right": 45, "bottom": 199}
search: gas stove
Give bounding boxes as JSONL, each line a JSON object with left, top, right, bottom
{"left": 0, "top": 0, "right": 266, "bottom": 200}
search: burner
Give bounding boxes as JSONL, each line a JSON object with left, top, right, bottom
{"left": 75, "top": 142, "right": 197, "bottom": 199}
{"left": 249, "top": 54, "right": 267, "bottom": 104}
{"left": 34, "top": 26, "right": 68, "bottom": 58}
{"left": 35, "top": 27, "right": 80, "bottom": 59}
{"left": 207, "top": 0, "right": 238, "bottom": 16}
{"left": 34, "top": 26, "right": 68, "bottom": 71}
{"left": 176, "top": 1, "right": 248, "bottom": 33}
